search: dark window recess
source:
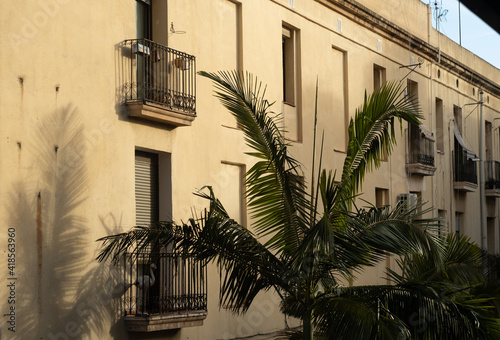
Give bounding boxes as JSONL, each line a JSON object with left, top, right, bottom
{"left": 453, "top": 137, "right": 477, "bottom": 185}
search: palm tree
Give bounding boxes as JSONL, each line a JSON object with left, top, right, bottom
{"left": 312, "top": 226, "right": 500, "bottom": 339}
{"left": 97, "top": 71, "right": 497, "bottom": 339}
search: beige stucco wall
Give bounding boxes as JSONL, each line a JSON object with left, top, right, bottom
{"left": 0, "top": 0, "right": 498, "bottom": 339}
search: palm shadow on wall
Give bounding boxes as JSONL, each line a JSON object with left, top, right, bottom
{"left": 7, "top": 106, "right": 127, "bottom": 339}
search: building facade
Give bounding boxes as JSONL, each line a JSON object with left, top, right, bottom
{"left": 0, "top": 0, "right": 499, "bottom": 339}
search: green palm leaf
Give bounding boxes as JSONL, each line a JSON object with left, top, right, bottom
{"left": 315, "top": 285, "right": 500, "bottom": 340}
{"left": 199, "top": 71, "right": 310, "bottom": 255}
{"left": 342, "top": 81, "right": 421, "bottom": 194}
{"left": 193, "top": 187, "right": 286, "bottom": 312}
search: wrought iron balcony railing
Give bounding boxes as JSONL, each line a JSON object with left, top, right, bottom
{"left": 485, "top": 160, "right": 500, "bottom": 190}
{"left": 453, "top": 150, "right": 478, "bottom": 185}
{"left": 405, "top": 125, "right": 436, "bottom": 176}
{"left": 121, "top": 39, "right": 196, "bottom": 118}
{"left": 408, "top": 152, "right": 435, "bottom": 167}
{"left": 123, "top": 252, "right": 207, "bottom": 317}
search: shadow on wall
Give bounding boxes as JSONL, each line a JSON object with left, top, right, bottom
{"left": 6, "top": 106, "right": 127, "bottom": 339}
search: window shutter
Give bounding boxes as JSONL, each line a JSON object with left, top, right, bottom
{"left": 135, "top": 151, "right": 159, "bottom": 226}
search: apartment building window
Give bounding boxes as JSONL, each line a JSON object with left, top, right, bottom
{"left": 406, "top": 80, "right": 435, "bottom": 175}
{"left": 484, "top": 121, "right": 500, "bottom": 191}
{"left": 282, "top": 23, "right": 302, "bottom": 141}
{"left": 127, "top": 151, "right": 207, "bottom": 329}
{"left": 486, "top": 121, "right": 493, "bottom": 161}
{"left": 376, "top": 186, "right": 390, "bottom": 285}
{"left": 135, "top": 151, "right": 159, "bottom": 226}
{"left": 373, "top": 64, "right": 386, "bottom": 91}
{"left": 375, "top": 188, "right": 389, "bottom": 208}
{"left": 454, "top": 105, "right": 463, "bottom": 134}
{"left": 282, "top": 25, "right": 296, "bottom": 105}
{"left": 374, "top": 64, "right": 387, "bottom": 163}
{"left": 453, "top": 124, "right": 477, "bottom": 189}
{"left": 220, "top": 162, "right": 246, "bottom": 227}
{"left": 435, "top": 98, "right": 444, "bottom": 153}
{"left": 455, "top": 212, "right": 462, "bottom": 234}
{"left": 397, "top": 193, "right": 418, "bottom": 213}
{"left": 136, "top": 0, "right": 152, "bottom": 40}
{"left": 487, "top": 217, "right": 495, "bottom": 253}
{"left": 220, "top": 0, "right": 243, "bottom": 128}
{"left": 123, "top": 0, "right": 197, "bottom": 126}
{"left": 407, "top": 80, "right": 420, "bottom": 158}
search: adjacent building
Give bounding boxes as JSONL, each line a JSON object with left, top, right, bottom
{"left": 0, "top": 0, "right": 498, "bottom": 339}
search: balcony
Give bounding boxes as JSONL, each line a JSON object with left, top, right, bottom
{"left": 123, "top": 252, "right": 207, "bottom": 332}
{"left": 453, "top": 150, "right": 478, "bottom": 192}
{"left": 121, "top": 39, "right": 196, "bottom": 126}
{"left": 485, "top": 160, "right": 500, "bottom": 197}
{"left": 405, "top": 125, "right": 436, "bottom": 176}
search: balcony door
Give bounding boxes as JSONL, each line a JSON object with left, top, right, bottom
{"left": 136, "top": 0, "right": 152, "bottom": 40}
{"left": 136, "top": 0, "right": 152, "bottom": 100}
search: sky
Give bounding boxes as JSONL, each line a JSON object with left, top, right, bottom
{"left": 421, "top": 0, "right": 500, "bottom": 69}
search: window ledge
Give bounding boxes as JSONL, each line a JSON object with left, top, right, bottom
{"left": 127, "top": 101, "right": 196, "bottom": 127}
{"left": 406, "top": 163, "right": 436, "bottom": 176}
{"left": 124, "top": 311, "right": 207, "bottom": 332}
{"left": 485, "top": 189, "right": 500, "bottom": 197}
{"left": 453, "top": 181, "right": 478, "bottom": 192}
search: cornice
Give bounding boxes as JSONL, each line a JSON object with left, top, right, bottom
{"left": 315, "top": 0, "right": 500, "bottom": 96}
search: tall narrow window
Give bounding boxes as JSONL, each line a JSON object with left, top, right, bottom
{"left": 487, "top": 217, "right": 495, "bottom": 253}
{"left": 282, "top": 26, "right": 295, "bottom": 105}
{"left": 282, "top": 23, "right": 301, "bottom": 141}
{"left": 374, "top": 65, "right": 387, "bottom": 160}
{"left": 408, "top": 80, "right": 420, "bottom": 162}
{"left": 220, "top": 0, "right": 243, "bottom": 128}
{"left": 453, "top": 105, "right": 463, "bottom": 134}
{"left": 324, "top": 46, "right": 348, "bottom": 151}
{"left": 136, "top": 0, "right": 152, "bottom": 101}
{"left": 373, "top": 64, "right": 386, "bottom": 92}
{"left": 135, "top": 151, "right": 159, "bottom": 226}
{"left": 376, "top": 186, "right": 390, "bottom": 285}
{"left": 486, "top": 121, "right": 493, "bottom": 161}
{"left": 220, "top": 162, "right": 246, "bottom": 227}
{"left": 135, "top": 150, "right": 172, "bottom": 224}
{"left": 455, "top": 212, "right": 462, "bottom": 234}
{"left": 406, "top": 80, "right": 435, "bottom": 174}
{"left": 436, "top": 98, "right": 444, "bottom": 152}
{"left": 411, "top": 191, "right": 422, "bottom": 214}
{"left": 136, "top": 0, "right": 152, "bottom": 40}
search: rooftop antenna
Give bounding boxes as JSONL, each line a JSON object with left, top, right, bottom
{"left": 434, "top": 1, "right": 448, "bottom": 33}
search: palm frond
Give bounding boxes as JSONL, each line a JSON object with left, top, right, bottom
{"left": 314, "top": 290, "right": 406, "bottom": 340}
{"left": 199, "top": 70, "right": 310, "bottom": 255}
{"left": 316, "top": 284, "right": 500, "bottom": 340}
{"left": 348, "top": 203, "right": 440, "bottom": 261}
{"left": 390, "top": 232, "right": 484, "bottom": 290}
{"left": 194, "top": 186, "right": 286, "bottom": 313}
{"left": 342, "top": 81, "right": 422, "bottom": 194}
{"left": 95, "top": 221, "right": 188, "bottom": 264}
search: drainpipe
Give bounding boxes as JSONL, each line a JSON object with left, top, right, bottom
{"left": 479, "top": 90, "right": 486, "bottom": 251}
{"left": 449, "top": 118, "right": 455, "bottom": 234}
{"left": 430, "top": 62, "right": 435, "bottom": 220}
